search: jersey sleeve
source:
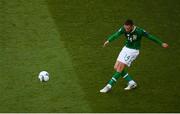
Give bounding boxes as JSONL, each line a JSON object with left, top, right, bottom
{"left": 107, "top": 27, "right": 125, "bottom": 42}
{"left": 142, "top": 29, "right": 163, "bottom": 46}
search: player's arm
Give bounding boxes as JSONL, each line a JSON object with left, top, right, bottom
{"left": 103, "top": 27, "right": 124, "bottom": 47}
{"left": 142, "top": 29, "right": 168, "bottom": 48}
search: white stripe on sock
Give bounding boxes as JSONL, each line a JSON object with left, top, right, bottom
{"left": 123, "top": 73, "right": 128, "bottom": 78}
{"left": 112, "top": 77, "right": 117, "bottom": 82}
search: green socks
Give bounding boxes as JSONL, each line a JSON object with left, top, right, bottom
{"left": 123, "top": 73, "right": 133, "bottom": 82}
{"left": 108, "top": 71, "right": 122, "bottom": 86}
{"left": 108, "top": 69, "right": 134, "bottom": 87}
{"left": 121, "top": 68, "right": 133, "bottom": 82}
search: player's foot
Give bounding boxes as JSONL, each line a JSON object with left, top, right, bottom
{"left": 124, "top": 80, "right": 137, "bottom": 90}
{"left": 100, "top": 84, "right": 112, "bottom": 93}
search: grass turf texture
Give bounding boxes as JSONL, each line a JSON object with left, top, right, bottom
{"left": 1, "top": 0, "right": 180, "bottom": 112}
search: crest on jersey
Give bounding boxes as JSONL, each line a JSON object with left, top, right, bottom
{"left": 133, "top": 35, "right": 137, "bottom": 40}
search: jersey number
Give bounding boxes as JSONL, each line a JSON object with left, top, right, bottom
{"left": 128, "top": 35, "right": 137, "bottom": 42}
{"left": 124, "top": 54, "right": 130, "bottom": 61}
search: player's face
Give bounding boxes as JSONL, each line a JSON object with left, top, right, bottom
{"left": 124, "top": 25, "right": 133, "bottom": 33}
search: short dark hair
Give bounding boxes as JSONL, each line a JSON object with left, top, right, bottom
{"left": 124, "top": 19, "right": 134, "bottom": 26}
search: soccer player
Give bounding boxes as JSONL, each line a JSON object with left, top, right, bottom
{"left": 100, "top": 19, "right": 168, "bottom": 93}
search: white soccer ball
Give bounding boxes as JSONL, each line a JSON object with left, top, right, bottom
{"left": 38, "top": 71, "right": 49, "bottom": 82}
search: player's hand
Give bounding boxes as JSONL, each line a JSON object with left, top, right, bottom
{"left": 162, "top": 43, "right": 169, "bottom": 48}
{"left": 103, "top": 40, "right": 109, "bottom": 47}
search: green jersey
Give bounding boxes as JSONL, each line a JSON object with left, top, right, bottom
{"left": 107, "top": 26, "right": 163, "bottom": 50}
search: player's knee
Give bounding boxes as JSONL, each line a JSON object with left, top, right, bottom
{"left": 114, "top": 61, "right": 120, "bottom": 70}
{"left": 116, "top": 66, "right": 123, "bottom": 72}
{"left": 116, "top": 63, "right": 126, "bottom": 72}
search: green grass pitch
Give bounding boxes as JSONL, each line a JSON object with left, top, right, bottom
{"left": 1, "top": 0, "right": 180, "bottom": 112}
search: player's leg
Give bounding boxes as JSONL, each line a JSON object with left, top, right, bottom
{"left": 121, "top": 48, "right": 139, "bottom": 90}
{"left": 121, "top": 68, "right": 137, "bottom": 90}
{"left": 100, "top": 63, "right": 136, "bottom": 92}
{"left": 100, "top": 47, "right": 128, "bottom": 93}
{"left": 121, "top": 67, "right": 133, "bottom": 82}
{"left": 108, "top": 61, "right": 126, "bottom": 86}
{"left": 100, "top": 61, "right": 125, "bottom": 93}
{"left": 100, "top": 61, "right": 120, "bottom": 93}
{"left": 100, "top": 47, "right": 139, "bottom": 93}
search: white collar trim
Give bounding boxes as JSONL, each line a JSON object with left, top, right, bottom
{"left": 131, "top": 26, "right": 136, "bottom": 33}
